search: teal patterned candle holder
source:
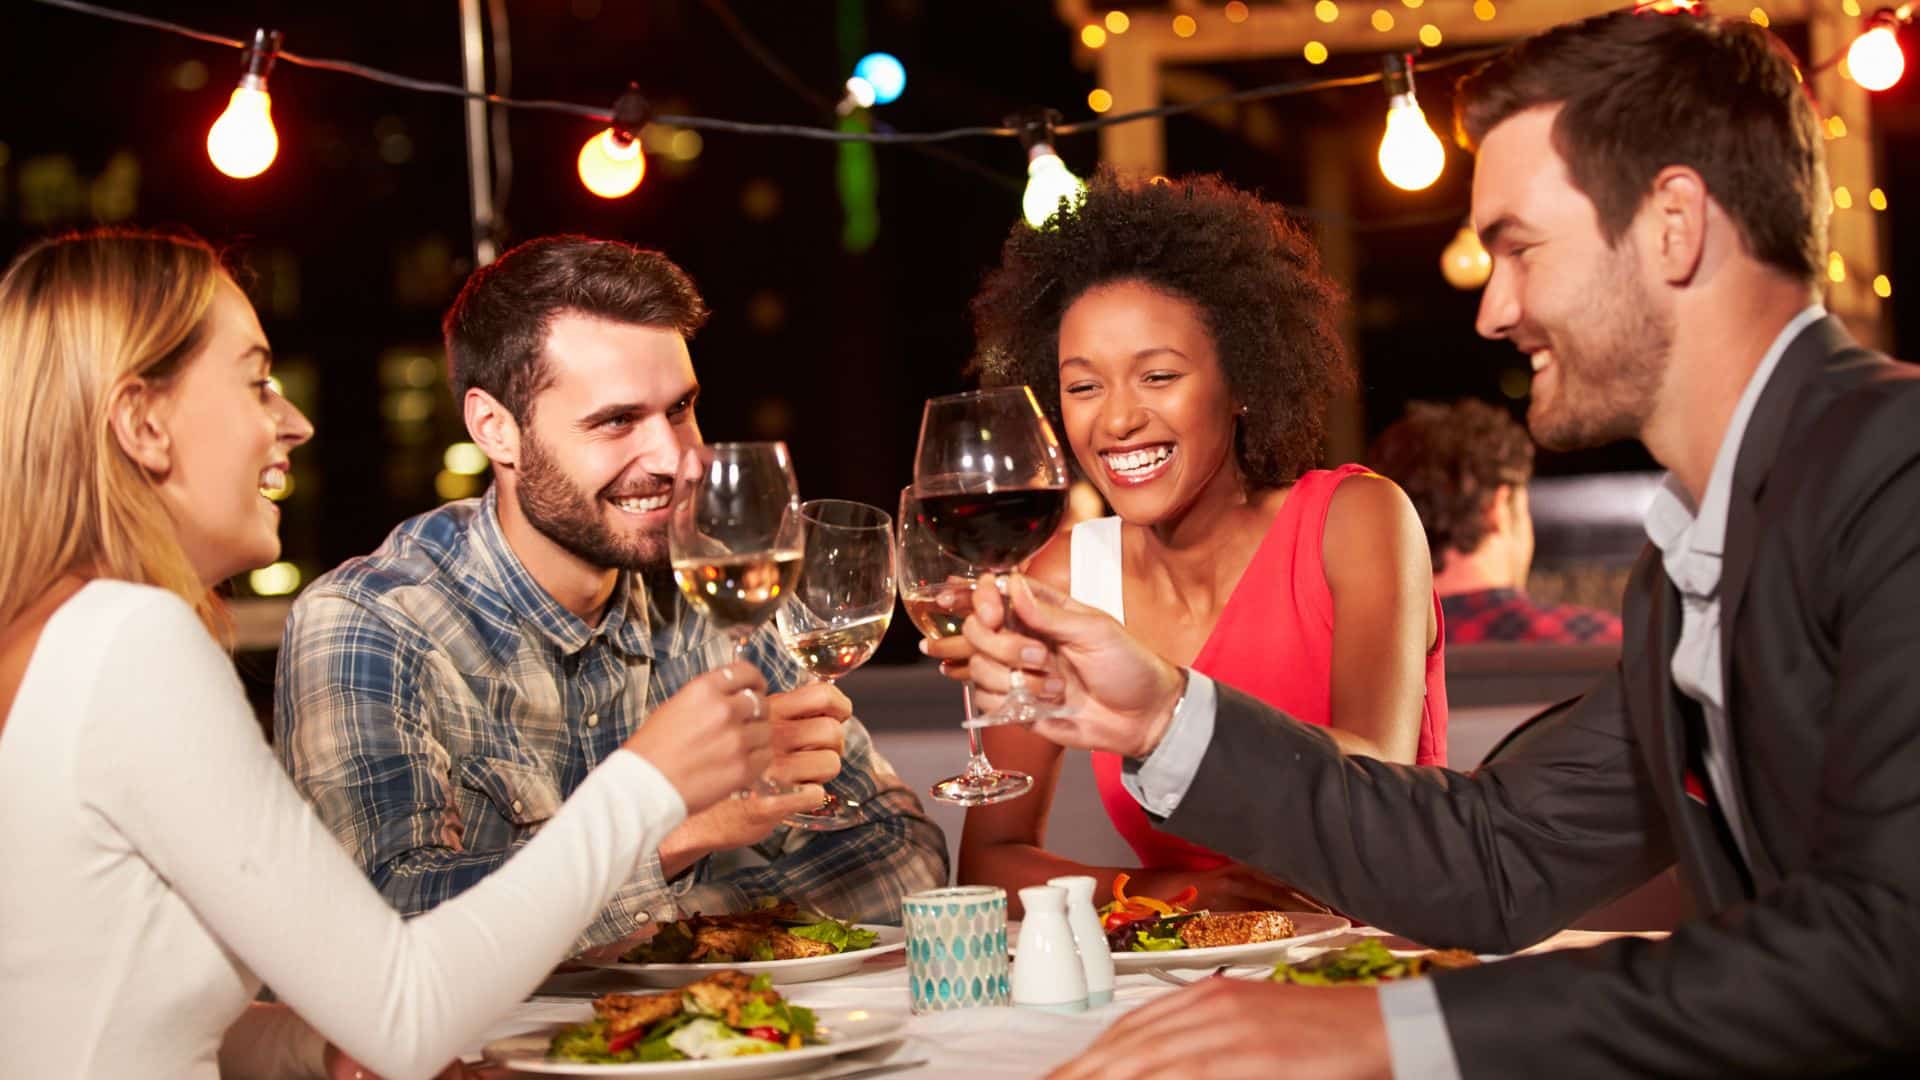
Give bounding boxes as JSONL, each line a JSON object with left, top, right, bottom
{"left": 903, "top": 885, "right": 1010, "bottom": 1013}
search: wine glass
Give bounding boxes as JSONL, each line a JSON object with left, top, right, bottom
{"left": 774, "top": 499, "right": 896, "bottom": 829}
{"left": 670, "top": 441, "right": 805, "bottom": 798}
{"left": 911, "top": 386, "right": 1070, "bottom": 728}
{"left": 900, "top": 486, "right": 1035, "bottom": 805}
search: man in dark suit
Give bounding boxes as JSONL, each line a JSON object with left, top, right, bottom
{"left": 957, "top": 10, "right": 1920, "bottom": 1078}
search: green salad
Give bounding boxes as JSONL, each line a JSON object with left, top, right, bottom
{"left": 1271, "top": 939, "right": 1479, "bottom": 985}
{"left": 620, "top": 900, "right": 878, "bottom": 964}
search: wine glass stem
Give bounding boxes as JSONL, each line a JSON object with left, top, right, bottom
{"left": 960, "top": 684, "right": 997, "bottom": 778}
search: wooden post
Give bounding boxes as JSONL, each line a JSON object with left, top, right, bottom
{"left": 1808, "top": 4, "right": 1889, "bottom": 349}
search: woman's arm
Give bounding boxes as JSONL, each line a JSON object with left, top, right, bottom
{"left": 1319, "top": 473, "right": 1435, "bottom": 764}
{"left": 81, "top": 592, "right": 688, "bottom": 1080}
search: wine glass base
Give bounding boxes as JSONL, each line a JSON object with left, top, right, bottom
{"left": 782, "top": 793, "right": 858, "bottom": 831}
{"left": 929, "top": 769, "right": 1034, "bottom": 806}
{"left": 961, "top": 700, "right": 1069, "bottom": 729}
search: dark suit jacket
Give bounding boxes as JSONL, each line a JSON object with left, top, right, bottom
{"left": 1161, "top": 316, "right": 1920, "bottom": 1076}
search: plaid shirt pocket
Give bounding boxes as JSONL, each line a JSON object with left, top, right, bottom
{"left": 457, "top": 755, "right": 564, "bottom": 829}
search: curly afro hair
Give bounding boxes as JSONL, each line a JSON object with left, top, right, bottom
{"left": 970, "top": 168, "right": 1350, "bottom": 488}
{"left": 1367, "top": 399, "right": 1534, "bottom": 573}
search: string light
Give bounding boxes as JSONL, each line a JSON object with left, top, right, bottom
{"left": 1105, "top": 11, "right": 1130, "bottom": 34}
{"left": 1474, "top": 0, "right": 1497, "bottom": 20}
{"left": 1828, "top": 252, "right": 1847, "bottom": 284}
{"left": 1012, "top": 108, "right": 1085, "bottom": 228}
{"left": 840, "top": 51, "right": 907, "bottom": 111}
{"left": 1420, "top": 25, "right": 1444, "bottom": 47}
{"left": 1749, "top": 7, "right": 1770, "bottom": 27}
{"left": 1172, "top": 14, "right": 1199, "bottom": 37}
{"left": 1834, "top": 185, "right": 1854, "bottom": 209}
{"left": 1316, "top": 1, "right": 1341, "bottom": 23}
{"left": 1087, "top": 88, "right": 1113, "bottom": 112}
{"left": 1081, "top": 24, "right": 1108, "bottom": 49}
{"left": 577, "top": 84, "right": 648, "bottom": 199}
{"left": 1846, "top": 10, "right": 1908, "bottom": 92}
{"left": 206, "top": 29, "right": 282, "bottom": 179}
{"left": 1373, "top": 10, "right": 1397, "bottom": 31}
{"left": 1441, "top": 223, "right": 1492, "bottom": 289}
{"left": 1305, "top": 41, "right": 1330, "bottom": 64}
{"left": 1225, "top": 1, "right": 1251, "bottom": 22}
{"left": 249, "top": 561, "right": 302, "bottom": 597}
{"left": 1869, "top": 187, "right": 1889, "bottom": 210}
{"left": 1873, "top": 274, "right": 1893, "bottom": 298}
{"left": 1378, "top": 54, "right": 1445, "bottom": 191}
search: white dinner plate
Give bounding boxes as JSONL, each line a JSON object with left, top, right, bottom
{"left": 1012, "top": 912, "right": 1351, "bottom": 973}
{"left": 484, "top": 1007, "right": 908, "bottom": 1077}
{"left": 584, "top": 926, "right": 904, "bottom": 987}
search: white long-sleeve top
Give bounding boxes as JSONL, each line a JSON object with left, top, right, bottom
{"left": 0, "top": 581, "right": 687, "bottom": 1080}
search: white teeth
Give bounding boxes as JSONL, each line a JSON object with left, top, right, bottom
{"left": 258, "top": 467, "right": 287, "bottom": 496}
{"left": 1102, "top": 445, "right": 1174, "bottom": 476}
{"left": 610, "top": 493, "right": 671, "bottom": 513}
{"left": 1531, "top": 351, "right": 1552, "bottom": 372}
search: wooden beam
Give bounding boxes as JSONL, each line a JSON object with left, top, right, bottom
{"left": 1808, "top": 4, "right": 1889, "bottom": 348}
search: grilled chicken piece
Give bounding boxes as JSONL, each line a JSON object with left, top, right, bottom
{"left": 1419, "top": 948, "right": 1481, "bottom": 970}
{"left": 768, "top": 929, "right": 836, "bottom": 959}
{"left": 1176, "top": 911, "right": 1296, "bottom": 949}
{"left": 688, "top": 925, "right": 769, "bottom": 961}
{"left": 593, "top": 990, "right": 683, "bottom": 1035}
{"left": 682, "top": 970, "right": 781, "bottom": 1026}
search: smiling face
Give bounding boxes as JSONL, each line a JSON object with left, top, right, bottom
{"left": 150, "top": 279, "right": 313, "bottom": 584}
{"left": 507, "top": 312, "right": 701, "bottom": 571}
{"left": 1472, "top": 106, "right": 1674, "bottom": 452}
{"left": 1055, "top": 279, "right": 1242, "bottom": 526}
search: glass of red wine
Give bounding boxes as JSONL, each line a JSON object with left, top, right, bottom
{"left": 910, "top": 386, "right": 1070, "bottom": 728}
{"left": 898, "top": 486, "right": 1035, "bottom": 804}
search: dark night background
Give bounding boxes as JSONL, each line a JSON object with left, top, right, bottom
{"left": 4, "top": 0, "right": 1914, "bottom": 665}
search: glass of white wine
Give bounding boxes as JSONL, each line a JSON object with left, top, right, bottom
{"left": 774, "top": 499, "right": 896, "bottom": 829}
{"left": 670, "top": 442, "right": 805, "bottom": 798}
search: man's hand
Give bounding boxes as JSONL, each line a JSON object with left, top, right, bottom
{"left": 1046, "top": 978, "right": 1391, "bottom": 1080}
{"left": 764, "top": 680, "right": 851, "bottom": 787}
{"left": 963, "top": 573, "right": 1187, "bottom": 759}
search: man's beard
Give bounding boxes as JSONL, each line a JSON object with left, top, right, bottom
{"left": 515, "top": 431, "right": 670, "bottom": 571}
{"left": 1525, "top": 243, "right": 1674, "bottom": 453}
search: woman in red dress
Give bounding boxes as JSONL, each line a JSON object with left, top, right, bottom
{"left": 942, "top": 171, "right": 1447, "bottom": 912}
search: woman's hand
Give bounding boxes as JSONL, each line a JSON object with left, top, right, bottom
{"left": 622, "top": 661, "right": 773, "bottom": 814}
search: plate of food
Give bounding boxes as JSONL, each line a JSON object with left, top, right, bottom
{"left": 1093, "top": 874, "right": 1350, "bottom": 972}
{"left": 588, "top": 901, "right": 904, "bottom": 987}
{"left": 485, "top": 971, "right": 908, "bottom": 1077}
{"left": 1269, "top": 938, "right": 1480, "bottom": 984}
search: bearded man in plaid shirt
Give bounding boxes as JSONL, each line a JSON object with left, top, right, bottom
{"left": 275, "top": 236, "right": 946, "bottom": 954}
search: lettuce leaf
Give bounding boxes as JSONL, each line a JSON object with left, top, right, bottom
{"left": 788, "top": 919, "right": 879, "bottom": 952}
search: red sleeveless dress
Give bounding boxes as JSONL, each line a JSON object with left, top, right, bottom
{"left": 1085, "top": 465, "right": 1449, "bottom": 870}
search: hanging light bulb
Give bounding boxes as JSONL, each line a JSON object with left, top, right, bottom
{"left": 1011, "top": 109, "right": 1085, "bottom": 228}
{"left": 839, "top": 51, "right": 908, "bottom": 113}
{"left": 1441, "top": 223, "right": 1492, "bottom": 289}
{"left": 1378, "top": 54, "right": 1445, "bottom": 191}
{"left": 577, "top": 84, "right": 649, "bottom": 199}
{"left": 206, "top": 29, "right": 283, "bottom": 180}
{"left": 1847, "top": 11, "right": 1908, "bottom": 92}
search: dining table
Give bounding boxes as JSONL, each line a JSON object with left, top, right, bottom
{"left": 465, "top": 926, "right": 1666, "bottom": 1079}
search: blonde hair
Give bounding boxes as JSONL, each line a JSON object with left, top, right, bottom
{"left": 0, "top": 228, "right": 231, "bottom": 635}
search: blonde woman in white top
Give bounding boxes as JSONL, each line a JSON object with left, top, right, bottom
{"left": 0, "top": 229, "right": 774, "bottom": 1080}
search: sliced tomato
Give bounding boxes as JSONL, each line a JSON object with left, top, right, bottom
{"left": 1168, "top": 886, "right": 1198, "bottom": 910}
{"left": 745, "top": 1026, "right": 784, "bottom": 1043}
{"left": 605, "top": 1026, "right": 645, "bottom": 1054}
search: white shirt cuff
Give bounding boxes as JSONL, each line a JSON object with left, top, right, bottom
{"left": 1119, "top": 670, "right": 1215, "bottom": 818}
{"left": 1378, "top": 978, "right": 1464, "bottom": 1079}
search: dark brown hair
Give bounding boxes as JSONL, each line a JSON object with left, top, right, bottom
{"left": 971, "top": 169, "right": 1349, "bottom": 488}
{"left": 1455, "top": 10, "right": 1826, "bottom": 283}
{"left": 443, "top": 235, "right": 710, "bottom": 420}
{"left": 1367, "top": 400, "right": 1533, "bottom": 573}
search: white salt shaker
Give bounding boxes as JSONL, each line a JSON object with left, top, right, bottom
{"left": 1011, "top": 885, "right": 1088, "bottom": 1012}
{"left": 1047, "top": 875, "right": 1116, "bottom": 1006}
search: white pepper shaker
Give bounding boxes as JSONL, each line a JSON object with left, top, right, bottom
{"left": 1010, "top": 885, "right": 1088, "bottom": 1012}
{"left": 1047, "top": 875, "right": 1116, "bottom": 1006}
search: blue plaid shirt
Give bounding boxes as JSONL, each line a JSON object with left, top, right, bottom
{"left": 274, "top": 488, "right": 946, "bottom": 950}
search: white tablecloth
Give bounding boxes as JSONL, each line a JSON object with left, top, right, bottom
{"left": 468, "top": 928, "right": 1664, "bottom": 1079}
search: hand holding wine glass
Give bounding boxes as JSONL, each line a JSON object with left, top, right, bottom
{"left": 669, "top": 442, "right": 805, "bottom": 800}
{"left": 773, "top": 499, "right": 896, "bottom": 828}
{"left": 910, "top": 385, "right": 1070, "bottom": 729}
{"left": 898, "top": 485, "right": 1033, "bottom": 805}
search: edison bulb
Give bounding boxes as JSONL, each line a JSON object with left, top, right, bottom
{"left": 1847, "top": 25, "right": 1905, "bottom": 92}
{"left": 207, "top": 85, "right": 279, "bottom": 179}
{"left": 853, "top": 52, "right": 907, "bottom": 105}
{"left": 1378, "top": 92, "right": 1445, "bottom": 191}
{"left": 1023, "top": 151, "right": 1085, "bottom": 228}
{"left": 577, "top": 128, "right": 645, "bottom": 199}
{"left": 1440, "top": 225, "right": 1491, "bottom": 289}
